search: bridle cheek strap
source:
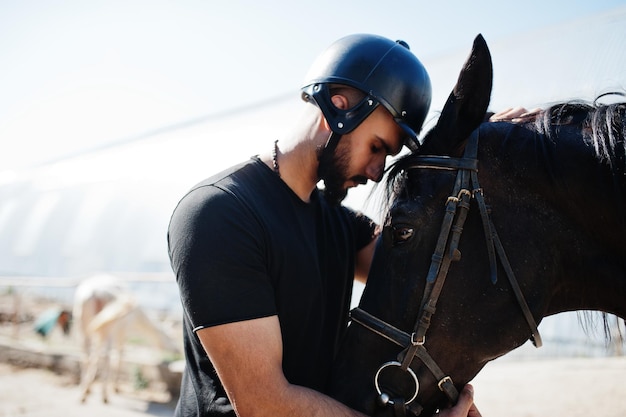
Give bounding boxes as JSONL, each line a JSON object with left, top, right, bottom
{"left": 408, "top": 129, "right": 541, "bottom": 349}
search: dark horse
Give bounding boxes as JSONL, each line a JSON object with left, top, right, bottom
{"left": 330, "top": 34, "right": 626, "bottom": 417}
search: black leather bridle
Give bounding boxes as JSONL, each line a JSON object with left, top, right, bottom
{"left": 349, "top": 129, "right": 543, "bottom": 416}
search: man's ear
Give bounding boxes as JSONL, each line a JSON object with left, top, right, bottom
{"left": 330, "top": 93, "right": 349, "bottom": 110}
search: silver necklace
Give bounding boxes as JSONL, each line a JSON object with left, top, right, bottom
{"left": 272, "top": 140, "right": 280, "bottom": 177}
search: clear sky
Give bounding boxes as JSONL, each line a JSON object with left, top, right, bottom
{"left": 1, "top": 0, "right": 624, "bottom": 171}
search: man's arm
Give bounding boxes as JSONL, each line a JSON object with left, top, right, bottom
{"left": 354, "top": 233, "right": 378, "bottom": 284}
{"left": 197, "top": 315, "right": 368, "bottom": 417}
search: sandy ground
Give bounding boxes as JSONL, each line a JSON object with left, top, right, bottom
{"left": 1, "top": 356, "right": 625, "bottom": 417}
{"left": 0, "top": 362, "right": 176, "bottom": 417}
{"left": 471, "top": 356, "right": 626, "bottom": 417}
{"left": 0, "top": 290, "right": 181, "bottom": 417}
{"left": 1, "top": 290, "right": 625, "bottom": 416}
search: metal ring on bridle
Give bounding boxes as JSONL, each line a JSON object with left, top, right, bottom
{"left": 374, "top": 361, "right": 419, "bottom": 405}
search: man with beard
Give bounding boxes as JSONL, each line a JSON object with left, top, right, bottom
{"left": 168, "top": 34, "right": 483, "bottom": 417}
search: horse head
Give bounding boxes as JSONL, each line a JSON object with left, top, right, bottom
{"left": 330, "top": 33, "right": 626, "bottom": 417}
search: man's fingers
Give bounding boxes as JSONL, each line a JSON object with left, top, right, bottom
{"left": 437, "top": 384, "right": 479, "bottom": 417}
{"left": 490, "top": 106, "right": 542, "bottom": 123}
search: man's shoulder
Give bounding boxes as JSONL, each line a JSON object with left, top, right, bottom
{"left": 171, "top": 158, "right": 273, "bottom": 219}
{"left": 181, "top": 157, "right": 271, "bottom": 200}
{"left": 192, "top": 157, "right": 262, "bottom": 189}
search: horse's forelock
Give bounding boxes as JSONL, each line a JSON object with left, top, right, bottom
{"left": 380, "top": 154, "right": 417, "bottom": 214}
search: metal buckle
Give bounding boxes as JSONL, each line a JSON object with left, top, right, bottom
{"left": 437, "top": 376, "right": 453, "bottom": 391}
{"left": 410, "top": 332, "right": 425, "bottom": 346}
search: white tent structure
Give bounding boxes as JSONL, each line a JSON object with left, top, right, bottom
{"left": 0, "top": 6, "right": 624, "bottom": 354}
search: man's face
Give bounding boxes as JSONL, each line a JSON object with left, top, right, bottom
{"left": 319, "top": 106, "right": 404, "bottom": 205}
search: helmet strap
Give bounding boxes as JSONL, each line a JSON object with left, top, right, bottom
{"left": 323, "top": 131, "right": 341, "bottom": 154}
{"left": 317, "top": 131, "right": 341, "bottom": 178}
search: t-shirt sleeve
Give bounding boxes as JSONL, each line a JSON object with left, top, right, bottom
{"left": 168, "top": 184, "right": 276, "bottom": 332}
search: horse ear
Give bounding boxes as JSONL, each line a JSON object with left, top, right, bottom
{"left": 421, "top": 34, "right": 493, "bottom": 156}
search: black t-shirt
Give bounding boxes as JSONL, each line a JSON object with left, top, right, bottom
{"left": 168, "top": 157, "right": 376, "bottom": 416}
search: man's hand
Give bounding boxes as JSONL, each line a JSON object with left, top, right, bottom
{"left": 438, "top": 385, "right": 482, "bottom": 417}
{"left": 489, "top": 107, "right": 542, "bottom": 123}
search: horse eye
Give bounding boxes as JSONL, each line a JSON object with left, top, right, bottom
{"left": 392, "top": 225, "right": 414, "bottom": 245}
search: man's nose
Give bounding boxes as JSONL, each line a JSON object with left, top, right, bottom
{"left": 366, "top": 162, "right": 385, "bottom": 183}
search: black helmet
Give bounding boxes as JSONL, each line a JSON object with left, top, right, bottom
{"left": 301, "top": 34, "right": 432, "bottom": 151}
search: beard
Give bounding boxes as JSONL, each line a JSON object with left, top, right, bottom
{"left": 317, "top": 138, "right": 368, "bottom": 206}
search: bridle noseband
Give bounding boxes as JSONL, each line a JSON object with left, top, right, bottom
{"left": 350, "top": 130, "right": 542, "bottom": 416}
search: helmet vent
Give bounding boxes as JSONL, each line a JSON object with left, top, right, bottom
{"left": 396, "top": 40, "right": 410, "bottom": 49}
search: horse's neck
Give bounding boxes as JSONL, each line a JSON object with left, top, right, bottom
{"left": 533, "top": 186, "right": 626, "bottom": 318}
{"left": 557, "top": 175, "right": 626, "bottom": 254}
{"left": 549, "top": 259, "right": 626, "bottom": 319}
{"left": 486, "top": 125, "right": 626, "bottom": 250}
{"left": 480, "top": 129, "right": 626, "bottom": 319}
{"left": 542, "top": 197, "right": 626, "bottom": 318}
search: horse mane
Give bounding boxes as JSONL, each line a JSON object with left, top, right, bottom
{"left": 535, "top": 95, "right": 626, "bottom": 171}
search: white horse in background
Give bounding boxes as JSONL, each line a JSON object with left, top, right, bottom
{"left": 73, "top": 274, "right": 180, "bottom": 403}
